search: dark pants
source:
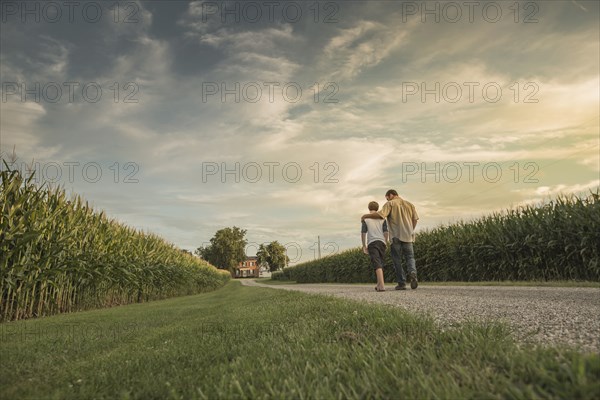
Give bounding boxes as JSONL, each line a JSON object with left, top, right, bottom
{"left": 368, "top": 241, "right": 386, "bottom": 270}
{"left": 391, "top": 237, "right": 417, "bottom": 284}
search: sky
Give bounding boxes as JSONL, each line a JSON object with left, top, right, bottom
{"left": 1, "top": 0, "right": 599, "bottom": 264}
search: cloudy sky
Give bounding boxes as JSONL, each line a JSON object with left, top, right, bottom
{"left": 1, "top": 0, "right": 598, "bottom": 264}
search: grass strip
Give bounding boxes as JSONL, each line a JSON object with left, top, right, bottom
{"left": 1, "top": 281, "right": 598, "bottom": 399}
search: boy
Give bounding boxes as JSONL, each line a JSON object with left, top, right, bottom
{"left": 361, "top": 201, "right": 389, "bottom": 292}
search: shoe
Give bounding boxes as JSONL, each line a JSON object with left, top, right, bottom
{"left": 395, "top": 283, "right": 407, "bottom": 290}
{"left": 409, "top": 272, "right": 418, "bottom": 289}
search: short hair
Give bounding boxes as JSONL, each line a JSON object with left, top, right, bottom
{"left": 385, "top": 189, "right": 398, "bottom": 197}
{"left": 368, "top": 201, "right": 379, "bottom": 211}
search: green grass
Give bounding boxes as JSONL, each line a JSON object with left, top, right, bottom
{"left": 260, "top": 278, "right": 600, "bottom": 288}
{"left": 1, "top": 281, "right": 598, "bottom": 399}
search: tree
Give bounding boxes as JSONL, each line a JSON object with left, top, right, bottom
{"left": 256, "top": 241, "right": 289, "bottom": 272}
{"left": 196, "top": 227, "right": 247, "bottom": 273}
{"left": 256, "top": 244, "right": 270, "bottom": 272}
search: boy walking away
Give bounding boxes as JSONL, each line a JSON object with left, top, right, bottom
{"left": 362, "top": 190, "right": 419, "bottom": 290}
{"left": 362, "top": 201, "right": 389, "bottom": 292}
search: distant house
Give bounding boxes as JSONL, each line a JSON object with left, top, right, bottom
{"left": 234, "top": 256, "right": 259, "bottom": 278}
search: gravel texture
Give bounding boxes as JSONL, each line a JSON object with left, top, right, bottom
{"left": 240, "top": 280, "right": 600, "bottom": 353}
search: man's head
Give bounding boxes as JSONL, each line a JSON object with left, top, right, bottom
{"left": 385, "top": 189, "right": 398, "bottom": 201}
{"left": 368, "top": 201, "right": 379, "bottom": 211}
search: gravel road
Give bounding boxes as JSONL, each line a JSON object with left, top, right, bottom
{"left": 240, "top": 280, "right": 600, "bottom": 353}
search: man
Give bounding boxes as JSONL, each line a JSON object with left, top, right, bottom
{"left": 362, "top": 189, "right": 419, "bottom": 290}
{"left": 361, "top": 201, "right": 389, "bottom": 292}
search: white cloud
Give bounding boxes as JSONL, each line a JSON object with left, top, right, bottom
{"left": 3, "top": 1, "right": 598, "bottom": 264}
{"left": 571, "top": 0, "right": 588, "bottom": 12}
{"left": 508, "top": 180, "right": 600, "bottom": 208}
{"left": 320, "top": 19, "right": 410, "bottom": 80}
{"left": 0, "top": 101, "right": 59, "bottom": 159}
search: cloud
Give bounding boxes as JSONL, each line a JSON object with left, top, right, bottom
{"left": 571, "top": 0, "right": 588, "bottom": 12}
{"left": 511, "top": 180, "right": 600, "bottom": 207}
{"left": 320, "top": 19, "right": 409, "bottom": 80}
{"left": 2, "top": 0, "right": 598, "bottom": 263}
{"left": 0, "top": 101, "right": 57, "bottom": 158}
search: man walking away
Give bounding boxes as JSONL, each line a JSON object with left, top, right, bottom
{"left": 362, "top": 189, "right": 419, "bottom": 290}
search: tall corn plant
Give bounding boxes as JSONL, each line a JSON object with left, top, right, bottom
{"left": 0, "top": 162, "right": 230, "bottom": 321}
{"left": 274, "top": 191, "right": 600, "bottom": 283}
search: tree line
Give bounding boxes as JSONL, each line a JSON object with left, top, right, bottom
{"left": 195, "top": 227, "right": 289, "bottom": 274}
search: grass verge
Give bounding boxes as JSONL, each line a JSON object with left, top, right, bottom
{"left": 1, "top": 281, "right": 598, "bottom": 399}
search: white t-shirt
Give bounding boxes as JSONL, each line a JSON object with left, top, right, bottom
{"left": 362, "top": 219, "right": 388, "bottom": 245}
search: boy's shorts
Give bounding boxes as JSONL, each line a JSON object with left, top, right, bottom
{"left": 367, "top": 241, "right": 386, "bottom": 269}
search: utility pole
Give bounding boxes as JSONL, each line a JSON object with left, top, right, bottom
{"left": 318, "top": 236, "right": 321, "bottom": 259}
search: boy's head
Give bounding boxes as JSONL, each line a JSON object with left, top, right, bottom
{"left": 368, "top": 201, "right": 379, "bottom": 211}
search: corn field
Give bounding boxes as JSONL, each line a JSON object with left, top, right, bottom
{"left": 273, "top": 191, "right": 600, "bottom": 283}
{"left": 0, "top": 163, "right": 230, "bottom": 322}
